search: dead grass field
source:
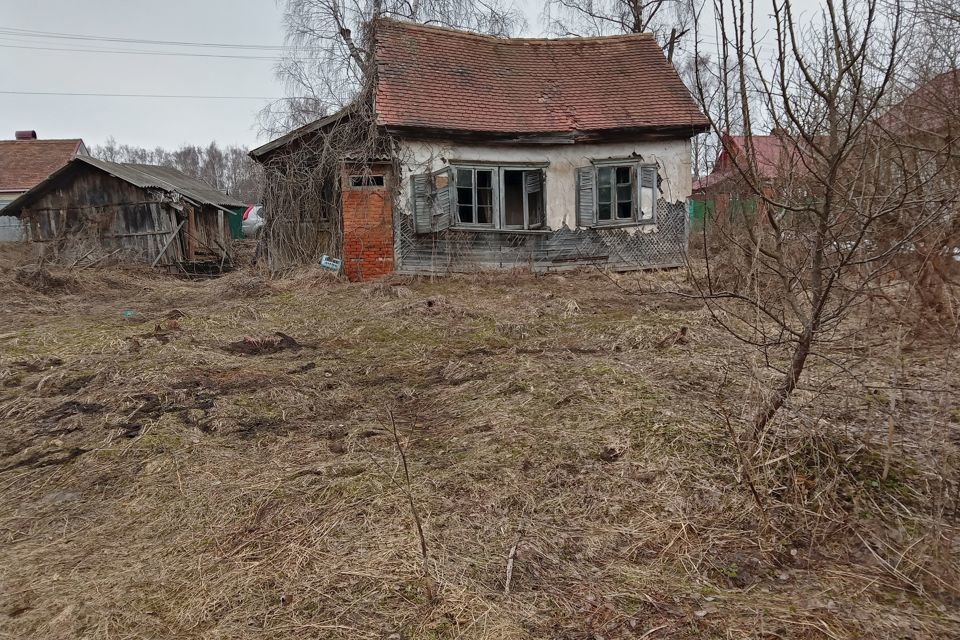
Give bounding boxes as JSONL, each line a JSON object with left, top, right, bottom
{"left": 1, "top": 252, "right": 958, "bottom": 639}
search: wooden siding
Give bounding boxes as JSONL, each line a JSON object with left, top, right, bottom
{"left": 396, "top": 200, "right": 688, "bottom": 274}
{"left": 16, "top": 164, "right": 230, "bottom": 269}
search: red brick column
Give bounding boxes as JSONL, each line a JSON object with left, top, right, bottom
{"left": 341, "top": 168, "right": 394, "bottom": 281}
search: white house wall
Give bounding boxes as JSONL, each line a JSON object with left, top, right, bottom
{"left": 389, "top": 136, "right": 693, "bottom": 274}
{"left": 394, "top": 137, "right": 693, "bottom": 230}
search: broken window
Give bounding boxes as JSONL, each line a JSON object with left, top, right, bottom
{"left": 638, "top": 166, "right": 657, "bottom": 222}
{"left": 577, "top": 161, "right": 659, "bottom": 227}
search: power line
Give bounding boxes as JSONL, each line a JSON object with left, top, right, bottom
{"left": 0, "top": 26, "right": 290, "bottom": 51}
{"left": 0, "top": 41, "right": 287, "bottom": 61}
{"left": 0, "top": 90, "right": 281, "bottom": 100}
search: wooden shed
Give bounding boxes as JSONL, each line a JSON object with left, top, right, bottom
{"left": 4, "top": 156, "right": 245, "bottom": 271}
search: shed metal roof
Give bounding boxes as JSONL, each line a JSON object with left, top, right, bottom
{"left": 79, "top": 157, "right": 245, "bottom": 207}
{"left": 4, "top": 156, "right": 244, "bottom": 214}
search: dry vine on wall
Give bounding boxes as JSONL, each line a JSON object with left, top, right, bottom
{"left": 258, "top": 94, "right": 393, "bottom": 272}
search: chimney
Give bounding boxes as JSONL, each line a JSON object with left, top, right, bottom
{"left": 15, "top": 130, "right": 38, "bottom": 140}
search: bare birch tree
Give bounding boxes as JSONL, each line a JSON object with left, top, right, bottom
{"left": 262, "top": 0, "right": 526, "bottom": 135}
{"left": 543, "top": 0, "right": 693, "bottom": 63}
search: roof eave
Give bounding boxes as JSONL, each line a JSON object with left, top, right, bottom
{"left": 250, "top": 104, "right": 357, "bottom": 161}
{"left": 383, "top": 121, "right": 710, "bottom": 142}
{"left": 4, "top": 156, "right": 243, "bottom": 215}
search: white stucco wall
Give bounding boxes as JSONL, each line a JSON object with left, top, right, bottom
{"left": 394, "top": 137, "right": 693, "bottom": 230}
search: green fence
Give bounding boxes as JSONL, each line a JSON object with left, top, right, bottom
{"left": 689, "top": 197, "right": 759, "bottom": 231}
{"left": 227, "top": 206, "right": 246, "bottom": 239}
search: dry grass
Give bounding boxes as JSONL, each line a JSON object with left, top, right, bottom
{"left": 0, "top": 252, "right": 958, "bottom": 639}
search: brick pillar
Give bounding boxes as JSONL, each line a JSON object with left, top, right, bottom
{"left": 341, "top": 166, "right": 395, "bottom": 281}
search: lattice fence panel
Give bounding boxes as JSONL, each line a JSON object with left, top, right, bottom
{"left": 395, "top": 201, "right": 688, "bottom": 275}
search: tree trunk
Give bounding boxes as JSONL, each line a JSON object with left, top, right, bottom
{"left": 750, "top": 326, "right": 814, "bottom": 440}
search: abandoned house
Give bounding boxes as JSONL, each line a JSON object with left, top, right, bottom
{"left": 0, "top": 131, "right": 88, "bottom": 241}
{"left": 251, "top": 19, "right": 709, "bottom": 281}
{"left": 4, "top": 156, "right": 244, "bottom": 271}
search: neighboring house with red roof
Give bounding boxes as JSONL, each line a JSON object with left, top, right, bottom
{"left": 0, "top": 131, "right": 87, "bottom": 241}
{"left": 877, "top": 69, "right": 960, "bottom": 138}
{"left": 693, "top": 70, "right": 960, "bottom": 231}
{"left": 691, "top": 131, "right": 812, "bottom": 227}
{"left": 252, "top": 19, "right": 708, "bottom": 280}
{"left": 694, "top": 134, "right": 797, "bottom": 194}
{"left": 872, "top": 69, "right": 960, "bottom": 272}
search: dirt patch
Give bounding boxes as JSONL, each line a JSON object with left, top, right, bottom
{"left": 43, "top": 400, "right": 104, "bottom": 421}
{"left": 172, "top": 368, "right": 276, "bottom": 393}
{"left": 54, "top": 374, "right": 96, "bottom": 395}
{"left": 224, "top": 332, "right": 302, "bottom": 356}
{"left": 13, "top": 265, "right": 79, "bottom": 294}
{"left": 0, "top": 444, "right": 89, "bottom": 473}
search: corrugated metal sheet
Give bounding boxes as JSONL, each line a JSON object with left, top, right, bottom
{"left": 79, "top": 157, "right": 245, "bottom": 207}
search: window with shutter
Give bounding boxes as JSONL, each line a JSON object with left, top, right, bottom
{"left": 580, "top": 160, "right": 661, "bottom": 227}
{"left": 524, "top": 169, "right": 545, "bottom": 229}
{"left": 432, "top": 168, "right": 453, "bottom": 232}
{"left": 411, "top": 173, "right": 433, "bottom": 235}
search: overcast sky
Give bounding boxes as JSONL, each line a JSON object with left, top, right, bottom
{"left": 1, "top": 1, "right": 816, "bottom": 151}
{"left": 0, "top": 1, "right": 546, "bottom": 151}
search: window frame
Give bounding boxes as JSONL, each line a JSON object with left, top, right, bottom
{"left": 453, "top": 166, "right": 497, "bottom": 228}
{"left": 588, "top": 159, "right": 660, "bottom": 227}
{"left": 348, "top": 174, "right": 385, "bottom": 188}
{"left": 500, "top": 167, "right": 546, "bottom": 231}
{"left": 450, "top": 163, "right": 548, "bottom": 232}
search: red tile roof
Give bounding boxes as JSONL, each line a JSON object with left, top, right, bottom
{"left": 0, "top": 139, "right": 85, "bottom": 193}
{"left": 695, "top": 134, "right": 801, "bottom": 193}
{"left": 877, "top": 69, "right": 960, "bottom": 136}
{"left": 373, "top": 19, "right": 708, "bottom": 136}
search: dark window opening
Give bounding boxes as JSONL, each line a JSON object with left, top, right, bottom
{"left": 349, "top": 174, "right": 385, "bottom": 187}
{"left": 455, "top": 168, "right": 495, "bottom": 226}
{"left": 476, "top": 169, "right": 493, "bottom": 224}
{"left": 503, "top": 170, "right": 525, "bottom": 227}
{"left": 596, "top": 164, "right": 635, "bottom": 224}
{"left": 457, "top": 169, "right": 474, "bottom": 223}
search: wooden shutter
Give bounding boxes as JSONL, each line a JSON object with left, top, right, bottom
{"left": 639, "top": 165, "right": 658, "bottom": 221}
{"left": 524, "top": 170, "right": 542, "bottom": 194}
{"left": 576, "top": 166, "right": 595, "bottom": 228}
{"left": 411, "top": 169, "right": 453, "bottom": 234}
{"left": 432, "top": 167, "right": 453, "bottom": 232}
{"left": 411, "top": 173, "right": 432, "bottom": 234}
